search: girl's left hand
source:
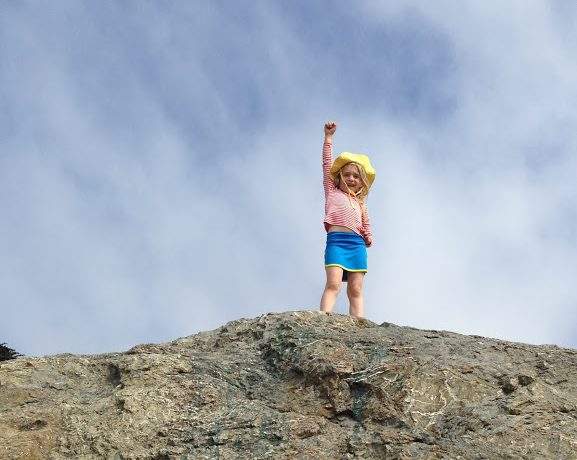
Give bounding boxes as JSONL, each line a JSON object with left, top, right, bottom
{"left": 324, "top": 121, "right": 337, "bottom": 136}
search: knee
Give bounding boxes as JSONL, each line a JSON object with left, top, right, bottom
{"left": 347, "top": 282, "right": 362, "bottom": 298}
{"left": 325, "top": 280, "right": 341, "bottom": 293}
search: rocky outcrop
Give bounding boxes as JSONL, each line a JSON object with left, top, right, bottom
{"left": 1, "top": 311, "right": 577, "bottom": 459}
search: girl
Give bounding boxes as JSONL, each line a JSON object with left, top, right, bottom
{"left": 320, "top": 121, "right": 375, "bottom": 318}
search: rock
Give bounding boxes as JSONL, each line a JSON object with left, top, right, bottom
{"left": 517, "top": 374, "right": 535, "bottom": 386}
{"left": 499, "top": 376, "right": 519, "bottom": 394}
{"left": 1, "top": 311, "right": 577, "bottom": 458}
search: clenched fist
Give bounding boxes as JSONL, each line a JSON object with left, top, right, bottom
{"left": 324, "top": 121, "right": 337, "bottom": 137}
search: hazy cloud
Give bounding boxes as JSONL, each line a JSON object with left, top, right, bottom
{"left": 1, "top": 1, "right": 576, "bottom": 355}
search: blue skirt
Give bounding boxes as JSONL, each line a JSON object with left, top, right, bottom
{"left": 324, "top": 232, "right": 367, "bottom": 282}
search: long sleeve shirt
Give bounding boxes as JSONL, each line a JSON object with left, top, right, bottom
{"left": 323, "top": 140, "right": 373, "bottom": 247}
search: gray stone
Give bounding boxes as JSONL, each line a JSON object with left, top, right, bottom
{"left": 1, "top": 311, "right": 576, "bottom": 459}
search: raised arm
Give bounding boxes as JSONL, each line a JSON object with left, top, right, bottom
{"left": 323, "top": 121, "right": 337, "bottom": 197}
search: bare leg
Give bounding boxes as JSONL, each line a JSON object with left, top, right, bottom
{"left": 320, "top": 266, "right": 343, "bottom": 313}
{"left": 347, "top": 272, "right": 365, "bottom": 318}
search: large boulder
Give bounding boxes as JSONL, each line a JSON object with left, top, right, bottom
{"left": 1, "top": 311, "right": 576, "bottom": 458}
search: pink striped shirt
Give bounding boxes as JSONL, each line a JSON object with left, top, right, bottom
{"left": 323, "top": 141, "right": 373, "bottom": 247}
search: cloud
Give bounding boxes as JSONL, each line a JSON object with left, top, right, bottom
{"left": 358, "top": 1, "right": 577, "bottom": 345}
{"left": 1, "top": 1, "right": 576, "bottom": 355}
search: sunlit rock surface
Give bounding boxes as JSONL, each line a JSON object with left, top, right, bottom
{"left": 1, "top": 311, "right": 577, "bottom": 458}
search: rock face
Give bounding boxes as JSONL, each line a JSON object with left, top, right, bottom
{"left": 1, "top": 311, "right": 577, "bottom": 459}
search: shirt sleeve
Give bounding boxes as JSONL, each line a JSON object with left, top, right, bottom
{"left": 322, "top": 141, "right": 336, "bottom": 198}
{"left": 361, "top": 203, "right": 373, "bottom": 247}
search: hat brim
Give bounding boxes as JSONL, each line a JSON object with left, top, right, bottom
{"left": 330, "top": 152, "right": 375, "bottom": 188}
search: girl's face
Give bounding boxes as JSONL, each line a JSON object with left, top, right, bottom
{"left": 338, "top": 163, "right": 362, "bottom": 194}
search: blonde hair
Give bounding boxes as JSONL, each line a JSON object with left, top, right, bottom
{"left": 334, "top": 162, "right": 370, "bottom": 205}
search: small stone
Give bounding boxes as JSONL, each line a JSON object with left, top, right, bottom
{"left": 505, "top": 406, "right": 522, "bottom": 415}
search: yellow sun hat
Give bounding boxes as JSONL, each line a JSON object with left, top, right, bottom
{"left": 330, "top": 152, "right": 376, "bottom": 188}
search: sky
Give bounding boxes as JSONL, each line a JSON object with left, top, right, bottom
{"left": 2, "top": 1, "right": 577, "bottom": 356}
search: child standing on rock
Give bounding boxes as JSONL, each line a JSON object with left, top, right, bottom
{"left": 320, "top": 121, "right": 375, "bottom": 318}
